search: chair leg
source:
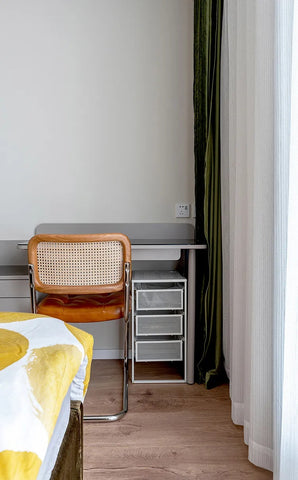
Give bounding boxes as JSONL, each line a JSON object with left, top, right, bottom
{"left": 84, "top": 262, "right": 130, "bottom": 423}
{"left": 83, "top": 318, "right": 129, "bottom": 423}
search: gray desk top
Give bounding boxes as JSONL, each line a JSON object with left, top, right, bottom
{"left": 0, "top": 224, "right": 207, "bottom": 269}
{"left": 131, "top": 239, "right": 206, "bottom": 249}
{"left": 17, "top": 239, "right": 206, "bottom": 249}
{"left": 35, "top": 223, "right": 206, "bottom": 248}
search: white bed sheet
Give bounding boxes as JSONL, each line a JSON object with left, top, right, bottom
{"left": 0, "top": 312, "right": 93, "bottom": 480}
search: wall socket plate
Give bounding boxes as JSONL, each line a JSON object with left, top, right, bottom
{"left": 175, "top": 203, "right": 190, "bottom": 218}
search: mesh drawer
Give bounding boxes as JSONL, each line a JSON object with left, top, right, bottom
{"left": 135, "top": 340, "right": 183, "bottom": 362}
{"left": 136, "top": 288, "right": 183, "bottom": 310}
{"left": 136, "top": 314, "right": 183, "bottom": 336}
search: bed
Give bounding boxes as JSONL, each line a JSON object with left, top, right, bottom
{"left": 0, "top": 311, "right": 93, "bottom": 480}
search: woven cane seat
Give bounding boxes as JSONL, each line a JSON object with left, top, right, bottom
{"left": 37, "top": 292, "right": 125, "bottom": 323}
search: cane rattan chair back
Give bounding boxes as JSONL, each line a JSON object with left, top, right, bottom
{"left": 28, "top": 233, "right": 131, "bottom": 422}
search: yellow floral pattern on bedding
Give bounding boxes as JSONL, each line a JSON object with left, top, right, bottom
{"left": 0, "top": 312, "right": 93, "bottom": 480}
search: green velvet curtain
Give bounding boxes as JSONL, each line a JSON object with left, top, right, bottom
{"left": 193, "top": 0, "right": 226, "bottom": 388}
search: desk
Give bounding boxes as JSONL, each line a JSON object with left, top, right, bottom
{"left": 0, "top": 223, "right": 206, "bottom": 384}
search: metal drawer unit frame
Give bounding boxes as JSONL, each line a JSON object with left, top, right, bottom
{"left": 131, "top": 270, "right": 187, "bottom": 383}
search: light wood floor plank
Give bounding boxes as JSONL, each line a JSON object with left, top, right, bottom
{"left": 83, "top": 360, "right": 272, "bottom": 480}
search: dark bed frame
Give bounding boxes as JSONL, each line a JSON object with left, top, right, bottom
{"left": 50, "top": 401, "right": 83, "bottom": 480}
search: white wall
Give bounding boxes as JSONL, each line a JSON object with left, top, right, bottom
{"left": 0, "top": 0, "right": 194, "bottom": 240}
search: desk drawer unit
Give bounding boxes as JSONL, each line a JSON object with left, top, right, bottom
{"left": 131, "top": 270, "right": 187, "bottom": 383}
{"left": 0, "top": 297, "right": 31, "bottom": 312}
{"left": 135, "top": 339, "right": 183, "bottom": 362}
{"left": 0, "top": 267, "right": 31, "bottom": 313}
{"left": 136, "top": 314, "right": 183, "bottom": 336}
{"left": 136, "top": 288, "right": 183, "bottom": 310}
{"left": 0, "top": 279, "right": 29, "bottom": 298}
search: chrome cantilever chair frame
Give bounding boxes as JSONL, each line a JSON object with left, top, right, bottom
{"left": 28, "top": 233, "right": 131, "bottom": 423}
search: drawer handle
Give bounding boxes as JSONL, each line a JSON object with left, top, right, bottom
{"left": 17, "top": 243, "right": 28, "bottom": 250}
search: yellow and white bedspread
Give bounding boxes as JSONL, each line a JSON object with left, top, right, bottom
{"left": 0, "top": 312, "right": 93, "bottom": 480}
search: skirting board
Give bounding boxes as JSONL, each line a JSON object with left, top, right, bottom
{"left": 93, "top": 349, "right": 132, "bottom": 360}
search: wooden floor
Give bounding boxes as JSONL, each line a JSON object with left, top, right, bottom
{"left": 83, "top": 360, "right": 273, "bottom": 480}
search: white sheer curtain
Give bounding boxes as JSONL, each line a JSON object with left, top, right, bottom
{"left": 221, "top": 0, "right": 298, "bottom": 476}
{"left": 277, "top": 3, "right": 298, "bottom": 478}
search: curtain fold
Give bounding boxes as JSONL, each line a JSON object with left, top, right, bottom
{"left": 273, "top": 1, "right": 293, "bottom": 476}
{"left": 221, "top": 0, "right": 298, "bottom": 475}
{"left": 193, "top": 0, "right": 226, "bottom": 388}
{"left": 276, "top": 2, "right": 298, "bottom": 478}
{"left": 221, "top": 0, "right": 275, "bottom": 470}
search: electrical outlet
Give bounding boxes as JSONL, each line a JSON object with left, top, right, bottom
{"left": 175, "top": 203, "right": 190, "bottom": 218}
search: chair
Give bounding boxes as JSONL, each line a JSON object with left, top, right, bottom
{"left": 27, "top": 233, "right": 131, "bottom": 422}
